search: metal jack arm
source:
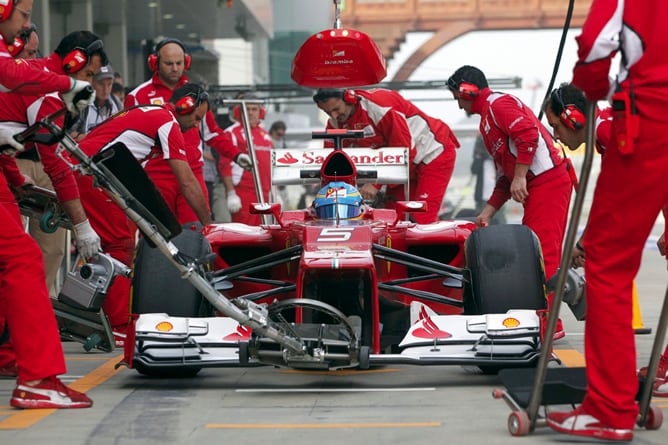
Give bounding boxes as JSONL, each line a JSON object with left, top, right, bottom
{"left": 35, "top": 114, "right": 306, "bottom": 356}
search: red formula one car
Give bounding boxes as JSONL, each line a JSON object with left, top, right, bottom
{"left": 127, "top": 130, "right": 550, "bottom": 377}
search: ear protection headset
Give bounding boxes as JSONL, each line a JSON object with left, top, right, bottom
{"left": 446, "top": 75, "right": 480, "bottom": 100}
{"left": 148, "top": 38, "right": 192, "bottom": 72}
{"left": 8, "top": 23, "right": 36, "bottom": 57}
{"left": 62, "top": 39, "right": 104, "bottom": 74}
{"left": 457, "top": 82, "right": 480, "bottom": 99}
{"left": 0, "top": 0, "right": 14, "bottom": 23}
{"left": 551, "top": 88, "right": 586, "bottom": 130}
{"left": 173, "top": 88, "right": 209, "bottom": 115}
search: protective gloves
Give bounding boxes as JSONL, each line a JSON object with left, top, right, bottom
{"left": 73, "top": 219, "right": 101, "bottom": 259}
{"left": 227, "top": 191, "right": 242, "bottom": 214}
{"left": 234, "top": 152, "right": 252, "bottom": 171}
{"left": 62, "top": 79, "right": 96, "bottom": 113}
{"left": 0, "top": 127, "right": 24, "bottom": 156}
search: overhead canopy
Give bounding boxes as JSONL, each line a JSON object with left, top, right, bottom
{"left": 291, "top": 28, "right": 387, "bottom": 87}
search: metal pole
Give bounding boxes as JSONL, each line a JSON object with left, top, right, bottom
{"left": 224, "top": 98, "right": 269, "bottom": 225}
{"left": 526, "top": 100, "right": 597, "bottom": 430}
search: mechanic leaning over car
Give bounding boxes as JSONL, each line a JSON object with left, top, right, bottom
{"left": 218, "top": 93, "right": 274, "bottom": 226}
{"left": 542, "top": 83, "right": 613, "bottom": 269}
{"left": 313, "top": 88, "right": 459, "bottom": 223}
{"left": 544, "top": 0, "right": 668, "bottom": 438}
{"left": 125, "top": 37, "right": 251, "bottom": 224}
{"left": 447, "top": 65, "right": 574, "bottom": 341}
{"left": 0, "top": 0, "right": 95, "bottom": 409}
{"left": 543, "top": 82, "right": 668, "bottom": 399}
{"left": 73, "top": 83, "right": 213, "bottom": 340}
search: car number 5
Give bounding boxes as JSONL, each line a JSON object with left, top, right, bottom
{"left": 317, "top": 227, "right": 354, "bottom": 242}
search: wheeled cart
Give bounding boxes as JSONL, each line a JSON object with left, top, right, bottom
{"left": 493, "top": 101, "right": 667, "bottom": 437}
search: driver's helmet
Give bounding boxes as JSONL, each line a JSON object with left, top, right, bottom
{"left": 313, "top": 181, "right": 363, "bottom": 219}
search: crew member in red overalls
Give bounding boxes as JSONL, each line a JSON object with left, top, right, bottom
{"left": 125, "top": 38, "right": 251, "bottom": 223}
{"left": 218, "top": 97, "right": 273, "bottom": 225}
{"left": 313, "top": 88, "right": 459, "bottom": 224}
{"left": 447, "top": 65, "right": 573, "bottom": 340}
{"left": 0, "top": 0, "right": 95, "bottom": 409}
{"left": 76, "top": 84, "right": 213, "bottom": 338}
{"left": 546, "top": 1, "right": 668, "bottom": 438}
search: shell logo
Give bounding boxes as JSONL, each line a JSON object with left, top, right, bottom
{"left": 502, "top": 317, "right": 520, "bottom": 328}
{"left": 155, "top": 321, "right": 174, "bottom": 332}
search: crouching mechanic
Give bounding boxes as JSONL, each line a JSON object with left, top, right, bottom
{"left": 0, "top": 0, "right": 94, "bottom": 408}
{"left": 74, "top": 83, "right": 212, "bottom": 338}
{"left": 313, "top": 88, "right": 459, "bottom": 223}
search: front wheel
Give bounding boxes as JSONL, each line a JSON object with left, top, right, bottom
{"left": 463, "top": 224, "right": 547, "bottom": 315}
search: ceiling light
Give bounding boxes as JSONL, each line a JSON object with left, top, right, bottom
{"left": 163, "top": 14, "right": 174, "bottom": 19}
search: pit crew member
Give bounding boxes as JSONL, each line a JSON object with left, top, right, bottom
{"left": 125, "top": 38, "right": 251, "bottom": 223}
{"left": 74, "top": 83, "right": 212, "bottom": 336}
{"left": 545, "top": 0, "right": 668, "bottom": 440}
{"left": 312, "top": 88, "right": 459, "bottom": 224}
{"left": 447, "top": 65, "right": 573, "bottom": 340}
{"left": 219, "top": 96, "right": 273, "bottom": 225}
{"left": 0, "top": 0, "right": 93, "bottom": 409}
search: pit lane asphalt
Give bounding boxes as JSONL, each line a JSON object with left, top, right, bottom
{"left": 1, "top": 240, "right": 666, "bottom": 445}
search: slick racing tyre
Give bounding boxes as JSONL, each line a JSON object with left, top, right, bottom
{"left": 463, "top": 225, "right": 546, "bottom": 315}
{"left": 132, "top": 223, "right": 213, "bottom": 317}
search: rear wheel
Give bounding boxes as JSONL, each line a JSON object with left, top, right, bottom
{"left": 463, "top": 225, "right": 547, "bottom": 315}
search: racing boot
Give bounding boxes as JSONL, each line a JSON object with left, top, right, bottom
{"left": 10, "top": 376, "right": 93, "bottom": 409}
{"left": 546, "top": 406, "right": 633, "bottom": 441}
{"left": 637, "top": 349, "right": 668, "bottom": 397}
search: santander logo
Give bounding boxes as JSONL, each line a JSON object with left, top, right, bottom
{"left": 277, "top": 152, "right": 299, "bottom": 164}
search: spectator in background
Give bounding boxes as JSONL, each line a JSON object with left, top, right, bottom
{"left": 447, "top": 65, "right": 573, "bottom": 340}
{"left": 269, "top": 120, "right": 287, "bottom": 148}
{"left": 71, "top": 64, "right": 122, "bottom": 138}
{"left": 113, "top": 71, "right": 123, "bottom": 88}
{"left": 111, "top": 82, "right": 125, "bottom": 104}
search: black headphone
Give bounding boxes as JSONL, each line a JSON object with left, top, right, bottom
{"left": 550, "top": 87, "right": 586, "bottom": 130}
{"left": 148, "top": 38, "right": 192, "bottom": 72}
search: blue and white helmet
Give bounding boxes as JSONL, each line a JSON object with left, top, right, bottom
{"left": 313, "top": 181, "right": 363, "bottom": 219}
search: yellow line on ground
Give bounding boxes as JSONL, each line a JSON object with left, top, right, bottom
{"left": 206, "top": 422, "right": 441, "bottom": 429}
{"left": 554, "top": 349, "right": 586, "bottom": 367}
{"left": 279, "top": 368, "right": 402, "bottom": 376}
{"left": 0, "top": 355, "right": 124, "bottom": 430}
